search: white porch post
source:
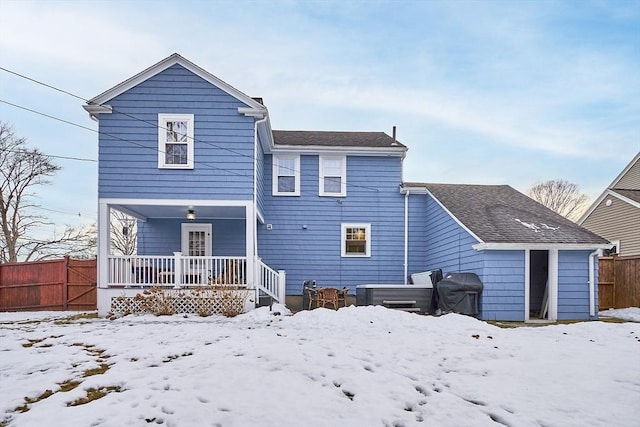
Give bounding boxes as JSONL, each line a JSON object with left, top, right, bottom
{"left": 548, "top": 249, "right": 559, "bottom": 321}
{"left": 98, "top": 201, "right": 110, "bottom": 289}
{"left": 245, "top": 205, "right": 255, "bottom": 287}
{"left": 524, "top": 249, "right": 530, "bottom": 322}
{"left": 96, "top": 201, "right": 111, "bottom": 317}
{"left": 173, "top": 252, "right": 183, "bottom": 289}
{"left": 278, "top": 270, "right": 286, "bottom": 304}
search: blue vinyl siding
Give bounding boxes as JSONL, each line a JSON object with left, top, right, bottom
{"left": 98, "top": 64, "right": 255, "bottom": 200}
{"left": 480, "top": 250, "right": 526, "bottom": 321}
{"left": 258, "top": 155, "right": 405, "bottom": 295}
{"left": 256, "top": 138, "right": 265, "bottom": 216}
{"left": 557, "top": 250, "right": 592, "bottom": 320}
{"left": 137, "top": 218, "right": 245, "bottom": 256}
{"left": 407, "top": 194, "right": 428, "bottom": 276}
{"left": 423, "top": 195, "right": 483, "bottom": 275}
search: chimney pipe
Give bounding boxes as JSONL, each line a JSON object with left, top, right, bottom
{"left": 392, "top": 126, "right": 397, "bottom": 141}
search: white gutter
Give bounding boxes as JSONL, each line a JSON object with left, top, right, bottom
{"left": 253, "top": 113, "right": 268, "bottom": 259}
{"left": 588, "top": 249, "right": 600, "bottom": 317}
{"left": 404, "top": 190, "right": 409, "bottom": 285}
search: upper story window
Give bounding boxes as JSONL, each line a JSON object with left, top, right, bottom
{"left": 341, "top": 223, "right": 371, "bottom": 257}
{"left": 158, "top": 114, "right": 194, "bottom": 169}
{"left": 272, "top": 154, "right": 300, "bottom": 196}
{"left": 319, "top": 155, "right": 346, "bottom": 197}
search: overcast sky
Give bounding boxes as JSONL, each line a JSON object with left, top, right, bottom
{"left": 0, "top": 0, "right": 638, "bottom": 236}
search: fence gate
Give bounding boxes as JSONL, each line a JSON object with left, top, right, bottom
{"left": 0, "top": 257, "right": 97, "bottom": 311}
{"left": 598, "top": 256, "right": 640, "bottom": 310}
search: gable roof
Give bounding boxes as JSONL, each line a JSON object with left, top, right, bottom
{"left": 85, "top": 53, "right": 265, "bottom": 111}
{"left": 403, "top": 183, "right": 609, "bottom": 247}
{"left": 578, "top": 151, "right": 640, "bottom": 224}
{"left": 272, "top": 130, "right": 406, "bottom": 149}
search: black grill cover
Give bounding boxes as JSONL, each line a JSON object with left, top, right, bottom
{"left": 436, "top": 273, "right": 483, "bottom": 315}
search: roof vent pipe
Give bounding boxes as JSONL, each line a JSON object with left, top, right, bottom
{"left": 392, "top": 126, "right": 397, "bottom": 141}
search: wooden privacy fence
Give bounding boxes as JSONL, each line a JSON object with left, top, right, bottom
{"left": 598, "top": 255, "right": 640, "bottom": 310}
{"left": 0, "top": 257, "right": 97, "bottom": 311}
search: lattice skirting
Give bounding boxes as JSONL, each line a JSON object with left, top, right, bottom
{"left": 110, "top": 289, "right": 250, "bottom": 316}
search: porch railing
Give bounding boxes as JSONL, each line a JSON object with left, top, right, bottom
{"left": 256, "top": 257, "right": 286, "bottom": 304}
{"left": 108, "top": 254, "right": 247, "bottom": 288}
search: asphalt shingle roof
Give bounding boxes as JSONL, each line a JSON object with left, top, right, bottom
{"left": 407, "top": 183, "right": 609, "bottom": 245}
{"left": 272, "top": 130, "right": 406, "bottom": 149}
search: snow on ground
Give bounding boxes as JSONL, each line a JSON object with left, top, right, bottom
{"left": 599, "top": 307, "right": 640, "bottom": 323}
{"left": 1, "top": 306, "right": 639, "bottom": 427}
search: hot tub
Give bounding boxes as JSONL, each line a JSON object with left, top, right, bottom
{"left": 356, "top": 284, "right": 433, "bottom": 313}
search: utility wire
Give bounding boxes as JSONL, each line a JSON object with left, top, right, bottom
{"left": 0, "top": 99, "right": 251, "bottom": 179}
{"left": 1, "top": 147, "right": 96, "bottom": 162}
{"left": 0, "top": 66, "right": 385, "bottom": 193}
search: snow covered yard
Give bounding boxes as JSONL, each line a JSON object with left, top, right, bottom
{"left": 1, "top": 307, "right": 639, "bottom": 427}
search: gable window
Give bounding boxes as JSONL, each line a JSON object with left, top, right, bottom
{"left": 341, "top": 223, "right": 371, "bottom": 257}
{"left": 272, "top": 155, "right": 300, "bottom": 196}
{"left": 158, "top": 114, "right": 194, "bottom": 169}
{"left": 319, "top": 155, "right": 346, "bottom": 197}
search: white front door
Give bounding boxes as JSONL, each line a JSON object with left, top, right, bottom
{"left": 181, "top": 224, "right": 212, "bottom": 284}
{"left": 181, "top": 223, "right": 212, "bottom": 256}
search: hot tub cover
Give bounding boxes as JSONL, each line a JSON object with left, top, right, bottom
{"left": 436, "top": 273, "right": 483, "bottom": 315}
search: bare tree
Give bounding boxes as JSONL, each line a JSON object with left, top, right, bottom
{"left": 0, "top": 121, "right": 94, "bottom": 262}
{"left": 527, "top": 179, "right": 588, "bottom": 221}
{"left": 110, "top": 209, "right": 137, "bottom": 255}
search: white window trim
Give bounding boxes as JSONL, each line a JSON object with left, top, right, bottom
{"left": 272, "top": 154, "right": 300, "bottom": 196}
{"left": 319, "top": 155, "right": 347, "bottom": 197}
{"left": 341, "top": 223, "right": 371, "bottom": 258}
{"left": 158, "top": 113, "right": 194, "bottom": 169}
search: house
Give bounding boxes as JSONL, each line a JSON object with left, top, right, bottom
{"left": 83, "top": 54, "right": 407, "bottom": 316}
{"left": 83, "top": 53, "right": 610, "bottom": 321}
{"left": 578, "top": 152, "right": 640, "bottom": 256}
{"left": 403, "top": 183, "right": 609, "bottom": 321}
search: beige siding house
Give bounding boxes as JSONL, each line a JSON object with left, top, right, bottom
{"left": 579, "top": 152, "right": 640, "bottom": 256}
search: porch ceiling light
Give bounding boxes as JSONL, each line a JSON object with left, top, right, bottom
{"left": 186, "top": 209, "right": 196, "bottom": 221}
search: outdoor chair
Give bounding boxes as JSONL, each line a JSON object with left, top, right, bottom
{"left": 317, "top": 287, "right": 339, "bottom": 310}
{"left": 337, "top": 287, "right": 349, "bottom": 307}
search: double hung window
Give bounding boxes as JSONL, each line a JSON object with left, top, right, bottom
{"left": 273, "top": 155, "right": 300, "bottom": 196}
{"left": 341, "top": 223, "right": 371, "bottom": 257}
{"left": 319, "top": 155, "right": 346, "bottom": 197}
{"left": 158, "top": 114, "right": 194, "bottom": 169}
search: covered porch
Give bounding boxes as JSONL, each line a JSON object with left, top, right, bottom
{"left": 97, "top": 199, "right": 285, "bottom": 315}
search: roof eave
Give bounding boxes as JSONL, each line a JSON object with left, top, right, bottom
{"left": 82, "top": 104, "right": 112, "bottom": 121}
{"left": 86, "top": 53, "right": 264, "bottom": 110}
{"left": 473, "top": 242, "right": 613, "bottom": 251}
{"left": 271, "top": 145, "right": 407, "bottom": 157}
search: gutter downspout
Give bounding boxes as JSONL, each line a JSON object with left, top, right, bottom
{"left": 253, "top": 113, "right": 269, "bottom": 303}
{"left": 588, "top": 249, "right": 599, "bottom": 317}
{"left": 404, "top": 190, "right": 409, "bottom": 285}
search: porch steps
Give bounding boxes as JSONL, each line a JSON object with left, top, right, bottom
{"left": 256, "top": 293, "right": 274, "bottom": 308}
{"left": 382, "top": 300, "right": 421, "bottom": 313}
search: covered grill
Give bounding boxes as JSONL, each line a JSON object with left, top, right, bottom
{"left": 436, "top": 273, "right": 483, "bottom": 316}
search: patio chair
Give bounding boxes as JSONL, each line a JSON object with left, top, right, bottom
{"left": 317, "top": 287, "right": 339, "bottom": 310}
{"left": 337, "top": 287, "right": 349, "bottom": 307}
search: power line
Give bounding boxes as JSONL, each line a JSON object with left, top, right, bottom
{"left": 0, "top": 99, "right": 251, "bottom": 179}
{"left": 0, "top": 66, "right": 384, "bottom": 194}
{"left": 2, "top": 148, "right": 96, "bottom": 163}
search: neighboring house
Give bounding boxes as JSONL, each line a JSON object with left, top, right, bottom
{"left": 83, "top": 53, "right": 609, "bottom": 321}
{"left": 578, "top": 152, "right": 640, "bottom": 256}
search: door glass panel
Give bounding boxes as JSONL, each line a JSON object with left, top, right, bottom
{"left": 189, "top": 231, "right": 206, "bottom": 256}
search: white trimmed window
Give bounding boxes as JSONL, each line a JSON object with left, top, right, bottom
{"left": 272, "top": 155, "right": 300, "bottom": 196}
{"left": 158, "top": 114, "right": 194, "bottom": 169}
{"left": 341, "top": 223, "right": 371, "bottom": 257}
{"left": 319, "top": 155, "right": 346, "bottom": 197}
